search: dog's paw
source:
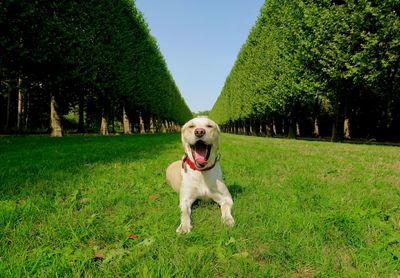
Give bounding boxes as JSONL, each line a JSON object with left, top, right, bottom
{"left": 222, "top": 217, "right": 235, "bottom": 227}
{"left": 176, "top": 223, "right": 192, "bottom": 234}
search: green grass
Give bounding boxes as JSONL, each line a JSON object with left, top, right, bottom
{"left": 1, "top": 133, "right": 399, "bottom": 277}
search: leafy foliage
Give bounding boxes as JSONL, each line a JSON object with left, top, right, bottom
{"left": 210, "top": 0, "right": 400, "bottom": 141}
{"left": 0, "top": 0, "right": 192, "bottom": 134}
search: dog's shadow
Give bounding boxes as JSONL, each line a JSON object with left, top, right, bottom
{"left": 191, "top": 183, "right": 244, "bottom": 208}
{"left": 228, "top": 183, "right": 244, "bottom": 200}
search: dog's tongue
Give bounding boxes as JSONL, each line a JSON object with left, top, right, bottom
{"left": 194, "top": 144, "right": 207, "bottom": 165}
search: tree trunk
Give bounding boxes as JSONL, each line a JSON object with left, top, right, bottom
{"left": 287, "top": 117, "right": 296, "bottom": 139}
{"left": 123, "top": 106, "right": 131, "bottom": 134}
{"left": 282, "top": 119, "right": 286, "bottom": 136}
{"left": 161, "top": 120, "right": 167, "bottom": 133}
{"left": 154, "top": 118, "right": 162, "bottom": 133}
{"left": 261, "top": 120, "right": 266, "bottom": 136}
{"left": 166, "top": 120, "right": 170, "bottom": 132}
{"left": 331, "top": 96, "right": 344, "bottom": 142}
{"left": 313, "top": 117, "right": 320, "bottom": 137}
{"left": 267, "top": 120, "right": 274, "bottom": 137}
{"left": 78, "top": 94, "right": 85, "bottom": 133}
{"left": 296, "top": 122, "right": 300, "bottom": 137}
{"left": 253, "top": 118, "right": 261, "bottom": 135}
{"left": 143, "top": 114, "right": 151, "bottom": 133}
{"left": 17, "top": 78, "right": 23, "bottom": 131}
{"left": 165, "top": 121, "right": 170, "bottom": 132}
{"left": 150, "top": 117, "right": 155, "bottom": 133}
{"left": 24, "top": 91, "right": 29, "bottom": 132}
{"left": 50, "top": 95, "right": 62, "bottom": 137}
{"left": 100, "top": 112, "right": 109, "bottom": 135}
{"left": 262, "top": 117, "right": 274, "bottom": 137}
{"left": 139, "top": 113, "right": 145, "bottom": 134}
{"left": 344, "top": 118, "right": 350, "bottom": 139}
{"left": 244, "top": 119, "right": 250, "bottom": 135}
{"left": 274, "top": 116, "right": 285, "bottom": 136}
{"left": 5, "top": 89, "right": 11, "bottom": 132}
{"left": 111, "top": 107, "right": 115, "bottom": 134}
{"left": 240, "top": 120, "right": 245, "bottom": 134}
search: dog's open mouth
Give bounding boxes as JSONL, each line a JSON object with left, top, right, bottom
{"left": 190, "top": 140, "right": 212, "bottom": 168}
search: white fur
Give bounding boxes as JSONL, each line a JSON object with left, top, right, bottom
{"left": 167, "top": 117, "right": 234, "bottom": 234}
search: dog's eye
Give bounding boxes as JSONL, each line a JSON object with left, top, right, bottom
{"left": 188, "top": 125, "right": 195, "bottom": 129}
{"left": 206, "top": 124, "right": 213, "bottom": 128}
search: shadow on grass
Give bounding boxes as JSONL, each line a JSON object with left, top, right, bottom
{"left": 228, "top": 183, "right": 244, "bottom": 200}
{"left": 0, "top": 133, "right": 180, "bottom": 199}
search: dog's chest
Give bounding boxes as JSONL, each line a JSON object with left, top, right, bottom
{"left": 196, "top": 176, "right": 215, "bottom": 197}
{"left": 182, "top": 168, "right": 221, "bottom": 197}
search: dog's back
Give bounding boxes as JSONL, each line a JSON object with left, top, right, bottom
{"left": 166, "top": 160, "right": 182, "bottom": 192}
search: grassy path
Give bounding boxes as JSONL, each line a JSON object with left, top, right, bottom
{"left": 1, "top": 134, "right": 399, "bottom": 277}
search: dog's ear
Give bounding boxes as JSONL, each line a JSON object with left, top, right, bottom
{"left": 215, "top": 123, "right": 221, "bottom": 133}
{"left": 181, "top": 120, "right": 191, "bottom": 145}
{"left": 181, "top": 120, "right": 190, "bottom": 132}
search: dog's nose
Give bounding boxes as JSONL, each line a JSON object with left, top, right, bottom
{"left": 194, "top": 128, "right": 206, "bottom": 137}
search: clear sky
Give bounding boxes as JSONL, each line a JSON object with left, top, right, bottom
{"left": 135, "top": 0, "right": 265, "bottom": 113}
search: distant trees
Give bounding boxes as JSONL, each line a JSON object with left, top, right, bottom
{"left": 210, "top": 0, "right": 400, "bottom": 141}
{"left": 193, "top": 111, "right": 210, "bottom": 117}
{"left": 0, "top": 0, "right": 192, "bottom": 136}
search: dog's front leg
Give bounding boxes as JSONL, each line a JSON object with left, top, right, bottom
{"left": 176, "top": 191, "right": 195, "bottom": 234}
{"left": 220, "top": 197, "right": 234, "bottom": 227}
{"left": 212, "top": 180, "right": 235, "bottom": 227}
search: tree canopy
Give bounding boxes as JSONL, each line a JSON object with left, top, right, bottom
{"left": 210, "top": 0, "right": 400, "bottom": 141}
{"left": 0, "top": 0, "right": 192, "bottom": 135}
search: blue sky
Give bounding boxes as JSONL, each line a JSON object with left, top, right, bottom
{"left": 135, "top": 0, "right": 265, "bottom": 113}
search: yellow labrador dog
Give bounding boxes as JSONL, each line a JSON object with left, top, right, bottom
{"left": 166, "top": 117, "right": 234, "bottom": 234}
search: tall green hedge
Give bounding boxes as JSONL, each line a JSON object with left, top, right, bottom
{"left": 0, "top": 0, "right": 192, "bottom": 134}
{"left": 210, "top": 0, "right": 400, "bottom": 141}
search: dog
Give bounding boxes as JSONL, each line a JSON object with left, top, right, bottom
{"left": 166, "top": 117, "right": 234, "bottom": 234}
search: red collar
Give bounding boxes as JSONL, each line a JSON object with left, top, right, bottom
{"left": 182, "top": 154, "right": 219, "bottom": 172}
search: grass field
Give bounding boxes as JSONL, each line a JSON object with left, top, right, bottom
{"left": 1, "top": 133, "right": 399, "bottom": 277}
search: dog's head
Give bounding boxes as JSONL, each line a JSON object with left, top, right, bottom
{"left": 181, "top": 117, "right": 220, "bottom": 170}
